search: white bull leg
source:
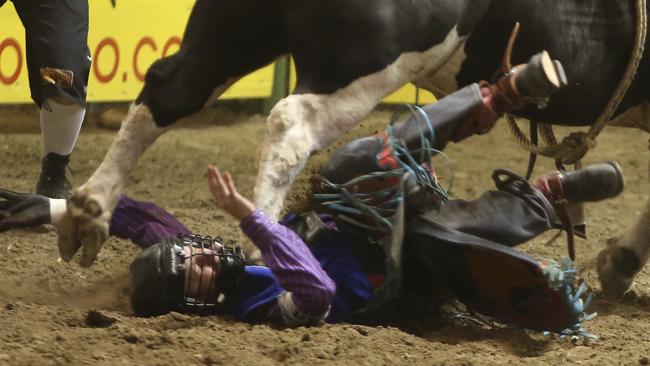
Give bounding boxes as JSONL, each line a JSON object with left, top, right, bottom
{"left": 254, "top": 92, "right": 382, "bottom": 219}
{"left": 597, "top": 177, "right": 650, "bottom": 297}
{"left": 57, "top": 103, "right": 166, "bottom": 267}
{"left": 254, "top": 28, "right": 464, "bottom": 219}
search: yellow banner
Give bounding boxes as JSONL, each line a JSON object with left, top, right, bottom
{"left": 287, "top": 59, "right": 434, "bottom": 104}
{"left": 0, "top": 1, "right": 273, "bottom": 103}
{"left": 0, "top": 1, "right": 432, "bottom": 104}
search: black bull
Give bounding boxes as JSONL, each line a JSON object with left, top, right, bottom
{"left": 139, "top": 0, "right": 645, "bottom": 126}
{"left": 60, "top": 0, "right": 648, "bottom": 296}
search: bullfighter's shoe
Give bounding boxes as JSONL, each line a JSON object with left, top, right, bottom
{"left": 36, "top": 152, "right": 71, "bottom": 200}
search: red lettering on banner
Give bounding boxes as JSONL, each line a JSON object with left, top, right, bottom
{"left": 0, "top": 38, "right": 22, "bottom": 85}
{"left": 93, "top": 38, "right": 119, "bottom": 83}
{"left": 133, "top": 36, "right": 157, "bottom": 82}
{"left": 162, "top": 36, "right": 182, "bottom": 57}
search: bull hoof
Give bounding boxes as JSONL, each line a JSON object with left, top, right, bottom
{"left": 57, "top": 186, "right": 111, "bottom": 268}
{"left": 596, "top": 241, "right": 642, "bottom": 297}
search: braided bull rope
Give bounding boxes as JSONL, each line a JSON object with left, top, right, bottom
{"left": 508, "top": 0, "right": 647, "bottom": 164}
{"left": 315, "top": 104, "right": 450, "bottom": 236}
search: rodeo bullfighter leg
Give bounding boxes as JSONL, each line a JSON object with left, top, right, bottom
{"left": 254, "top": 28, "right": 466, "bottom": 219}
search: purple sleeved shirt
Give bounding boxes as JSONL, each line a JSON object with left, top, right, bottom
{"left": 109, "top": 195, "right": 192, "bottom": 246}
{"left": 110, "top": 196, "right": 337, "bottom": 325}
{"left": 240, "top": 210, "right": 336, "bottom": 322}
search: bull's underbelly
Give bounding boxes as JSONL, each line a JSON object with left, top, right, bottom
{"left": 415, "top": 43, "right": 468, "bottom": 98}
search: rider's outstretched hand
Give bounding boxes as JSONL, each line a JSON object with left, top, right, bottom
{"left": 0, "top": 189, "right": 52, "bottom": 232}
{"left": 207, "top": 165, "right": 255, "bottom": 221}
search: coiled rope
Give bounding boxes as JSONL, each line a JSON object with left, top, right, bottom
{"left": 315, "top": 105, "right": 452, "bottom": 236}
{"left": 508, "top": 0, "right": 647, "bottom": 164}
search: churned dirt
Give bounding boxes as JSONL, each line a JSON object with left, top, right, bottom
{"left": 1, "top": 104, "right": 650, "bottom": 366}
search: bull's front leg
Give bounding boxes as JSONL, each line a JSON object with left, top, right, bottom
{"left": 253, "top": 88, "right": 387, "bottom": 220}
{"left": 57, "top": 103, "right": 166, "bottom": 267}
{"left": 254, "top": 29, "right": 466, "bottom": 217}
{"left": 254, "top": 96, "right": 315, "bottom": 219}
{"left": 597, "top": 150, "right": 650, "bottom": 296}
{"left": 255, "top": 29, "right": 464, "bottom": 223}
{"left": 597, "top": 197, "right": 650, "bottom": 296}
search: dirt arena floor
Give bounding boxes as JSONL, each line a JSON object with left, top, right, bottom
{"left": 1, "top": 104, "right": 650, "bottom": 365}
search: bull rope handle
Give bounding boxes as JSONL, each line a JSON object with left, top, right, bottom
{"left": 508, "top": 0, "right": 647, "bottom": 164}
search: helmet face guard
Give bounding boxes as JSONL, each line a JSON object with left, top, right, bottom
{"left": 130, "top": 234, "right": 245, "bottom": 317}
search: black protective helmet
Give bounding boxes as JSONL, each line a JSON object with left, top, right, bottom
{"left": 130, "top": 234, "right": 245, "bottom": 317}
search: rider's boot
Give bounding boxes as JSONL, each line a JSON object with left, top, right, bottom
{"left": 533, "top": 161, "right": 635, "bottom": 297}
{"left": 532, "top": 161, "right": 625, "bottom": 204}
{"left": 392, "top": 50, "right": 567, "bottom": 153}
{"left": 322, "top": 51, "right": 567, "bottom": 186}
{"left": 530, "top": 161, "right": 624, "bottom": 236}
{"left": 423, "top": 162, "right": 623, "bottom": 331}
{"left": 487, "top": 50, "right": 568, "bottom": 113}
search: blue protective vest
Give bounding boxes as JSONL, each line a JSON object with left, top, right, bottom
{"left": 226, "top": 222, "right": 373, "bottom": 323}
